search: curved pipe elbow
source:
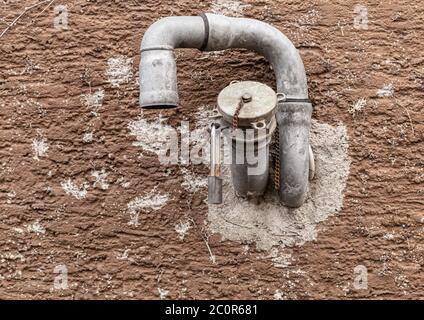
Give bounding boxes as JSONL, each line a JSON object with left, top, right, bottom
{"left": 141, "top": 16, "right": 205, "bottom": 50}
{"left": 202, "top": 14, "right": 308, "bottom": 99}
{"left": 277, "top": 102, "right": 312, "bottom": 208}
{"left": 139, "top": 14, "right": 309, "bottom": 107}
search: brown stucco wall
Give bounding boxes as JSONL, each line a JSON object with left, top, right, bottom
{"left": 0, "top": 0, "right": 423, "bottom": 299}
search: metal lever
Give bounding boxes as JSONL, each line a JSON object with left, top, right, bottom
{"left": 208, "top": 123, "right": 223, "bottom": 204}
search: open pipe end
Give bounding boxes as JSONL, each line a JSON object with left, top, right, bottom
{"left": 139, "top": 49, "right": 179, "bottom": 109}
{"left": 141, "top": 103, "right": 178, "bottom": 109}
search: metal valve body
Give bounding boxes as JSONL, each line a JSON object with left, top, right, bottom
{"left": 214, "top": 81, "right": 277, "bottom": 199}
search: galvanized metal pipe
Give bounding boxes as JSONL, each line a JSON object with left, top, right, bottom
{"left": 139, "top": 13, "right": 312, "bottom": 207}
{"left": 225, "top": 122, "right": 275, "bottom": 198}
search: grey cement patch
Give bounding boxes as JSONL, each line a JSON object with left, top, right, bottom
{"left": 208, "top": 120, "right": 351, "bottom": 251}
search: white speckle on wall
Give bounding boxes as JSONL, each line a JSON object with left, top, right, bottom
{"left": 54, "top": 4, "right": 69, "bottom": 30}
{"left": 116, "top": 249, "right": 131, "bottom": 261}
{"left": 180, "top": 168, "right": 207, "bottom": 193}
{"left": 210, "top": 0, "right": 250, "bottom": 17}
{"left": 6, "top": 190, "right": 16, "bottom": 204}
{"left": 377, "top": 83, "right": 394, "bottom": 97}
{"left": 1, "top": 252, "right": 25, "bottom": 262}
{"left": 189, "top": 106, "right": 216, "bottom": 164}
{"left": 128, "top": 106, "right": 213, "bottom": 163}
{"left": 27, "top": 221, "right": 46, "bottom": 235}
{"left": 13, "top": 227, "right": 24, "bottom": 234}
{"left": 175, "top": 219, "right": 192, "bottom": 240}
{"left": 128, "top": 116, "right": 175, "bottom": 156}
{"left": 193, "top": 104, "right": 216, "bottom": 130}
{"left": 353, "top": 4, "right": 369, "bottom": 30}
{"left": 91, "top": 169, "right": 109, "bottom": 190}
{"left": 157, "top": 287, "right": 170, "bottom": 300}
{"left": 82, "top": 131, "right": 94, "bottom": 143}
{"left": 265, "top": 248, "right": 293, "bottom": 268}
{"left": 208, "top": 120, "right": 351, "bottom": 251}
{"left": 61, "top": 178, "right": 89, "bottom": 200}
{"left": 80, "top": 88, "right": 105, "bottom": 116}
{"left": 274, "top": 289, "right": 285, "bottom": 300}
{"left": 383, "top": 232, "right": 396, "bottom": 240}
{"left": 127, "top": 189, "right": 169, "bottom": 226}
{"left": 349, "top": 97, "right": 367, "bottom": 116}
{"left": 117, "top": 177, "right": 130, "bottom": 189}
{"left": 106, "top": 55, "right": 133, "bottom": 87}
{"left": 32, "top": 136, "right": 49, "bottom": 161}
{"left": 298, "top": 9, "right": 321, "bottom": 26}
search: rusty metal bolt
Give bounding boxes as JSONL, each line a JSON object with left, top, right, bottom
{"left": 241, "top": 93, "right": 252, "bottom": 103}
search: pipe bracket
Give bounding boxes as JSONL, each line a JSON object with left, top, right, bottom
{"left": 199, "top": 13, "right": 210, "bottom": 51}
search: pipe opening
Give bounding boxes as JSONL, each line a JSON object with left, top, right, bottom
{"left": 141, "top": 104, "right": 178, "bottom": 109}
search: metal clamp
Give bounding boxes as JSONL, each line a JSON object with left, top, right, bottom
{"left": 276, "top": 92, "right": 287, "bottom": 103}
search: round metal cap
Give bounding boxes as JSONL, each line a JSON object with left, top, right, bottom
{"left": 217, "top": 81, "right": 277, "bottom": 127}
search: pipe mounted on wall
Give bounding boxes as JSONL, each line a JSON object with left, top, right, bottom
{"left": 139, "top": 13, "right": 312, "bottom": 208}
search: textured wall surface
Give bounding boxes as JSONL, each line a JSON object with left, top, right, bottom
{"left": 0, "top": 0, "right": 423, "bottom": 299}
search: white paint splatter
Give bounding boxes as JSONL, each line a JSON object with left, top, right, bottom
{"left": 158, "top": 287, "right": 170, "bottom": 300}
{"left": 354, "top": 4, "right": 369, "bottom": 30}
{"left": 265, "top": 248, "right": 293, "bottom": 268}
{"left": 27, "top": 221, "right": 46, "bottom": 235}
{"left": 82, "top": 131, "right": 93, "bottom": 143}
{"left": 13, "top": 227, "right": 24, "bottom": 234}
{"left": 117, "top": 177, "right": 130, "bottom": 188}
{"left": 106, "top": 55, "right": 133, "bottom": 87}
{"left": 54, "top": 5, "right": 69, "bottom": 31}
{"left": 193, "top": 104, "right": 217, "bottom": 130}
{"left": 298, "top": 9, "right": 320, "bottom": 26}
{"left": 61, "top": 178, "right": 88, "bottom": 200}
{"left": 128, "top": 116, "right": 175, "bottom": 156}
{"left": 91, "top": 169, "right": 109, "bottom": 190}
{"left": 6, "top": 190, "right": 16, "bottom": 204}
{"left": 190, "top": 106, "right": 215, "bottom": 164}
{"left": 116, "top": 249, "right": 131, "bottom": 261}
{"left": 80, "top": 88, "right": 105, "bottom": 115}
{"left": 383, "top": 232, "right": 396, "bottom": 240}
{"left": 175, "top": 219, "right": 192, "bottom": 240}
{"left": 128, "top": 106, "right": 214, "bottom": 163}
{"left": 377, "top": 83, "right": 394, "bottom": 97}
{"left": 208, "top": 120, "right": 351, "bottom": 251}
{"left": 127, "top": 189, "right": 169, "bottom": 226}
{"left": 274, "top": 289, "right": 285, "bottom": 300}
{"left": 1, "top": 252, "right": 25, "bottom": 262}
{"left": 32, "top": 136, "right": 49, "bottom": 161}
{"left": 210, "top": 0, "right": 250, "bottom": 17}
{"left": 180, "top": 168, "right": 207, "bottom": 193}
{"left": 349, "top": 98, "right": 367, "bottom": 116}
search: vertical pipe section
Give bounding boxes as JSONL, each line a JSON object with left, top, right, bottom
{"left": 139, "top": 16, "right": 206, "bottom": 108}
{"left": 277, "top": 102, "right": 312, "bottom": 207}
{"left": 228, "top": 128, "right": 272, "bottom": 198}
